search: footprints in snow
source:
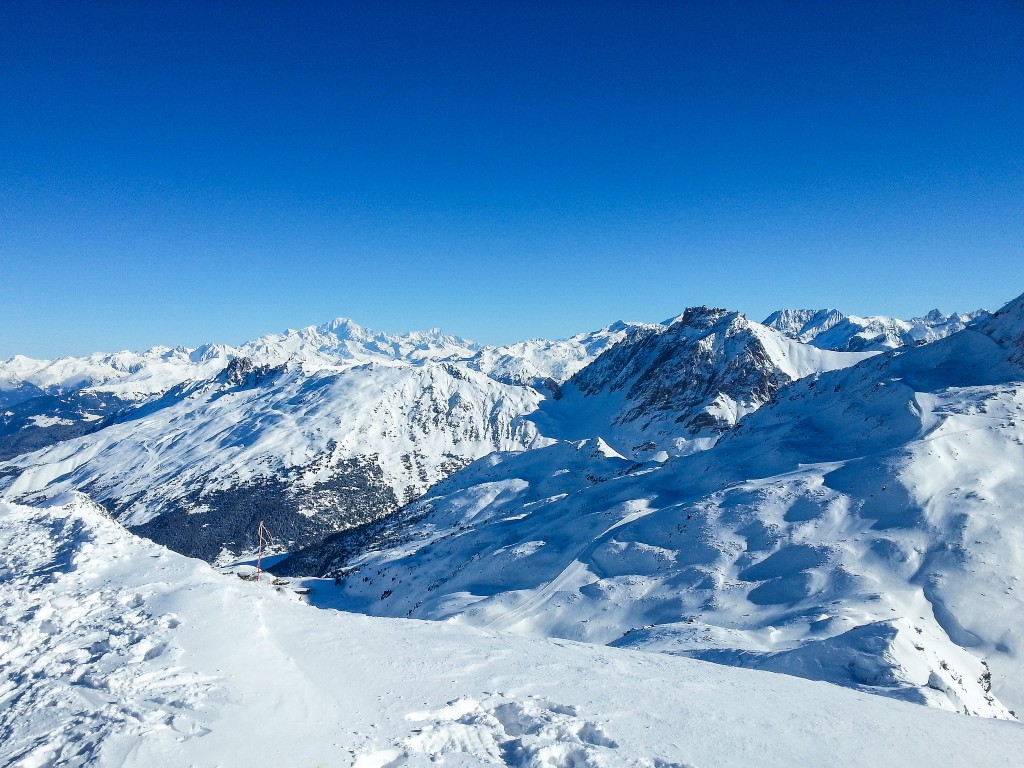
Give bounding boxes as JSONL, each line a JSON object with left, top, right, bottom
{"left": 0, "top": 507, "right": 215, "bottom": 767}
{"left": 354, "top": 694, "right": 690, "bottom": 768}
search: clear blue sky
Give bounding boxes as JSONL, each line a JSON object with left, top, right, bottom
{"left": 1, "top": 1, "right": 1021, "bottom": 358}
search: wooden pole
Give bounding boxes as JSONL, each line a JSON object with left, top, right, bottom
{"left": 255, "top": 520, "right": 270, "bottom": 580}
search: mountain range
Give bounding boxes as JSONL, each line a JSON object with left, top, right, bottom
{"left": 4, "top": 297, "right": 1017, "bottom": 724}
{"left": 2, "top": 307, "right": 966, "bottom": 560}
{"left": 278, "top": 296, "right": 1024, "bottom": 718}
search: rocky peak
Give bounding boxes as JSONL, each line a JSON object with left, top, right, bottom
{"left": 219, "top": 357, "right": 278, "bottom": 389}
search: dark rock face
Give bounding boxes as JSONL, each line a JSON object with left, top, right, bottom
{"left": 570, "top": 308, "right": 794, "bottom": 436}
{"left": 218, "top": 357, "right": 280, "bottom": 388}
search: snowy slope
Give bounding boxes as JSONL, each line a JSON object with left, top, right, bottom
{"left": 764, "top": 307, "right": 989, "bottom": 352}
{"left": 0, "top": 359, "right": 546, "bottom": 562}
{"left": 531, "top": 307, "right": 873, "bottom": 459}
{"left": 4, "top": 495, "right": 1024, "bottom": 768}
{"left": 297, "top": 293, "right": 1024, "bottom": 716}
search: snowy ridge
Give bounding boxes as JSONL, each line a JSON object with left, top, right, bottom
{"left": 463, "top": 321, "right": 656, "bottom": 390}
{"left": 764, "top": 306, "right": 989, "bottom": 352}
{"left": 1, "top": 305, "right": 984, "bottom": 405}
{"left": 236, "top": 317, "right": 480, "bottom": 371}
{"left": 292, "top": 292, "right": 1024, "bottom": 718}
{"left": 0, "top": 317, "right": 479, "bottom": 404}
{"left": 0, "top": 320, "right": 482, "bottom": 464}
{"left": 3, "top": 495, "right": 1023, "bottom": 767}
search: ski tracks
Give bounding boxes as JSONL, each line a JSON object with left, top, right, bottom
{"left": 482, "top": 501, "right": 656, "bottom": 632}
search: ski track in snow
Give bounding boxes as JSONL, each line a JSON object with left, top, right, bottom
{"left": 482, "top": 501, "right": 656, "bottom": 632}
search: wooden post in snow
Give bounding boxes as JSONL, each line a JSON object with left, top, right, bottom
{"left": 255, "top": 520, "right": 272, "bottom": 581}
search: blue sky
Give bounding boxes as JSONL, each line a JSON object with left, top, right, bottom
{"left": 1, "top": 1, "right": 1021, "bottom": 358}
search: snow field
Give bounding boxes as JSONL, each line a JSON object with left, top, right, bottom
{"left": 4, "top": 497, "right": 1024, "bottom": 767}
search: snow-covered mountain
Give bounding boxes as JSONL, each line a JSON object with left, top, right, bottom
{"left": 285, "top": 292, "right": 1024, "bottom": 718}
{"left": 532, "top": 307, "right": 874, "bottom": 459}
{"left": 5, "top": 495, "right": 1021, "bottom": 767}
{"left": 0, "top": 302, "right": 989, "bottom": 570}
{"left": 0, "top": 317, "right": 479, "bottom": 403}
{"left": 0, "top": 320, "right": 472, "bottom": 461}
{"left": 763, "top": 307, "right": 989, "bottom": 352}
{"left": 0, "top": 357, "right": 546, "bottom": 562}
{"left": 463, "top": 320, "right": 656, "bottom": 391}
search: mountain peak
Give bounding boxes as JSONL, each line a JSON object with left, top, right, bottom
{"left": 319, "top": 316, "right": 364, "bottom": 335}
{"left": 662, "top": 306, "right": 737, "bottom": 329}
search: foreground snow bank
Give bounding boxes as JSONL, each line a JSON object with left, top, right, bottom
{"left": 2, "top": 497, "right": 1023, "bottom": 768}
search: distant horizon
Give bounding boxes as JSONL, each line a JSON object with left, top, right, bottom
{"left": 2, "top": 291, "right": 1011, "bottom": 362}
{"left": 2, "top": 1, "right": 1020, "bottom": 359}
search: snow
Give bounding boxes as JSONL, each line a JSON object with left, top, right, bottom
{"left": 4, "top": 297, "right": 1024, "bottom": 756}
{"left": 0, "top": 361, "right": 546, "bottom": 530}
{"left": 3, "top": 495, "right": 1024, "bottom": 767}
{"left": 764, "top": 307, "right": 989, "bottom": 352}
{"left": 25, "top": 415, "right": 76, "bottom": 428}
{"left": 299, "top": 297, "right": 1024, "bottom": 719}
